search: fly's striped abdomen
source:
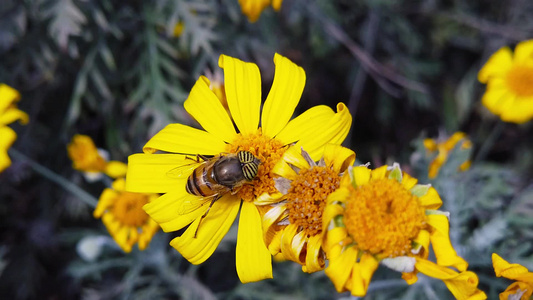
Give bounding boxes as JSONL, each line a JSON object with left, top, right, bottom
{"left": 186, "top": 161, "right": 230, "bottom": 197}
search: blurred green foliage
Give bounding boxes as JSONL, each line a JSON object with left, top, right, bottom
{"left": 1, "top": 0, "right": 533, "bottom": 299}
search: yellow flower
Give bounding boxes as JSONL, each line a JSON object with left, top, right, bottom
{"left": 493, "top": 253, "right": 533, "bottom": 300}
{"left": 423, "top": 132, "right": 472, "bottom": 179}
{"left": 94, "top": 178, "right": 159, "bottom": 253}
{"left": 263, "top": 144, "right": 355, "bottom": 273}
{"left": 478, "top": 40, "right": 533, "bottom": 124}
{"left": 126, "top": 53, "right": 352, "bottom": 283}
{"left": 67, "top": 134, "right": 127, "bottom": 180}
{"left": 0, "top": 84, "right": 29, "bottom": 173}
{"left": 239, "top": 0, "right": 283, "bottom": 22}
{"left": 173, "top": 21, "right": 184, "bottom": 37}
{"left": 323, "top": 163, "right": 486, "bottom": 299}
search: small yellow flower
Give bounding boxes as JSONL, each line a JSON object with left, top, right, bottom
{"left": 126, "top": 53, "right": 352, "bottom": 283}
{"left": 67, "top": 134, "right": 127, "bottom": 180}
{"left": 0, "top": 84, "right": 29, "bottom": 173}
{"left": 238, "top": 0, "right": 283, "bottom": 22}
{"left": 323, "top": 163, "right": 486, "bottom": 299}
{"left": 173, "top": 21, "right": 184, "bottom": 37}
{"left": 423, "top": 132, "right": 472, "bottom": 179}
{"left": 478, "top": 39, "right": 533, "bottom": 124}
{"left": 492, "top": 253, "right": 533, "bottom": 300}
{"left": 263, "top": 144, "right": 355, "bottom": 273}
{"left": 94, "top": 178, "right": 159, "bottom": 253}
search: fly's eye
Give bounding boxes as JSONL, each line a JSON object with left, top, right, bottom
{"left": 242, "top": 162, "right": 259, "bottom": 181}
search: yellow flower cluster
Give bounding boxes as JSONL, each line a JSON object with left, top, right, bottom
{"left": 0, "top": 84, "right": 29, "bottom": 173}
{"left": 125, "top": 53, "right": 489, "bottom": 298}
{"left": 67, "top": 135, "right": 159, "bottom": 253}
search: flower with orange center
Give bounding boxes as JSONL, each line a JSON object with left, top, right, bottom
{"left": 94, "top": 178, "right": 159, "bottom": 253}
{"left": 423, "top": 132, "right": 472, "bottom": 179}
{"left": 0, "top": 84, "right": 29, "bottom": 173}
{"left": 323, "top": 163, "right": 487, "bottom": 299}
{"left": 238, "top": 0, "right": 283, "bottom": 22}
{"left": 478, "top": 39, "right": 533, "bottom": 123}
{"left": 492, "top": 253, "right": 533, "bottom": 300}
{"left": 126, "top": 53, "right": 352, "bottom": 283}
{"left": 263, "top": 144, "right": 355, "bottom": 273}
{"left": 67, "top": 134, "right": 128, "bottom": 181}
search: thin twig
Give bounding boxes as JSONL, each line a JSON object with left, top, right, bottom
{"left": 444, "top": 13, "right": 533, "bottom": 42}
{"left": 9, "top": 148, "right": 99, "bottom": 208}
{"left": 306, "top": 2, "right": 429, "bottom": 96}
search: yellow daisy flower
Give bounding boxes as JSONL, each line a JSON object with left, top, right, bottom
{"left": 67, "top": 134, "right": 127, "bottom": 180}
{"left": 423, "top": 132, "right": 472, "bottom": 179}
{"left": 94, "top": 178, "right": 159, "bottom": 253}
{"left": 323, "top": 163, "right": 486, "bottom": 299}
{"left": 0, "top": 84, "right": 29, "bottom": 173}
{"left": 492, "top": 253, "right": 533, "bottom": 300}
{"left": 263, "top": 144, "right": 355, "bottom": 273}
{"left": 239, "top": 0, "right": 283, "bottom": 22}
{"left": 126, "top": 53, "right": 352, "bottom": 283}
{"left": 478, "top": 39, "right": 533, "bottom": 124}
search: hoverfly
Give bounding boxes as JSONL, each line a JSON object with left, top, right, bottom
{"left": 167, "top": 150, "right": 261, "bottom": 237}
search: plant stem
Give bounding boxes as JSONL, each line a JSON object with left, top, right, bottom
{"left": 9, "top": 148, "right": 98, "bottom": 208}
{"left": 474, "top": 121, "right": 505, "bottom": 163}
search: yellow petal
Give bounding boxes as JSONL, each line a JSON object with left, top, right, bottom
{"left": 236, "top": 201, "right": 273, "bottom": 283}
{"left": 324, "top": 226, "right": 347, "bottom": 253}
{"left": 371, "top": 165, "right": 388, "bottom": 180}
{"left": 169, "top": 194, "right": 240, "bottom": 264}
{"left": 238, "top": 0, "right": 270, "bottom": 22}
{"left": 418, "top": 186, "right": 442, "bottom": 209}
{"left": 322, "top": 144, "right": 356, "bottom": 173}
{"left": 350, "top": 253, "right": 379, "bottom": 297}
{"left": 143, "top": 123, "right": 227, "bottom": 155}
{"left": 94, "top": 188, "right": 118, "bottom": 218}
{"left": 105, "top": 161, "right": 128, "bottom": 179}
{"left": 325, "top": 246, "right": 358, "bottom": 292}
{"left": 0, "top": 84, "right": 21, "bottom": 113}
{"left": 513, "top": 39, "right": 533, "bottom": 64}
{"left": 262, "top": 53, "right": 306, "bottom": 138}
{"left": 219, "top": 55, "right": 261, "bottom": 135}
{"left": 414, "top": 259, "right": 487, "bottom": 300}
{"left": 282, "top": 145, "right": 311, "bottom": 170}
{"left": 500, "top": 95, "right": 533, "bottom": 124}
{"left": 304, "top": 234, "right": 325, "bottom": 273}
{"left": 478, "top": 47, "right": 513, "bottom": 83}
{"left": 262, "top": 204, "right": 287, "bottom": 240}
{"left": 272, "top": 159, "right": 298, "bottom": 180}
{"left": 0, "top": 126, "right": 16, "bottom": 172}
{"left": 272, "top": 0, "right": 283, "bottom": 10}
{"left": 492, "top": 253, "right": 533, "bottom": 282}
{"left": 280, "top": 224, "right": 303, "bottom": 262}
{"left": 352, "top": 165, "right": 371, "bottom": 187}
{"left": 402, "top": 172, "right": 418, "bottom": 190}
{"left": 275, "top": 105, "right": 334, "bottom": 146}
{"left": 427, "top": 214, "right": 468, "bottom": 271}
{"left": 143, "top": 191, "right": 207, "bottom": 232}
{"left": 294, "top": 103, "right": 352, "bottom": 161}
{"left": 0, "top": 108, "right": 29, "bottom": 126}
{"left": 500, "top": 282, "right": 533, "bottom": 300}
{"left": 126, "top": 153, "right": 189, "bottom": 193}
{"left": 184, "top": 76, "right": 237, "bottom": 142}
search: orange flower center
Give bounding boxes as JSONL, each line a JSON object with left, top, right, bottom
{"left": 287, "top": 166, "right": 340, "bottom": 236}
{"left": 111, "top": 192, "right": 150, "bottom": 227}
{"left": 226, "top": 129, "right": 286, "bottom": 202}
{"left": 344, "top": 178, "right": 427, "bottom": 258}
{"left": 506, "top": 65, "right": 533, "bottom": 97}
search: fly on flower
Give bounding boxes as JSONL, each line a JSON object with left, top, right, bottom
{"left": 167, "top": 151, "right": 261, "bottom": 236}
{"left": 126, "top": 53, "right": 352, "bottom": 283}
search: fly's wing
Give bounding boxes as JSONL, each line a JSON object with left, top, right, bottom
{"left": 177, "top": 194, "right": 220, "bottom": 215}
{"left": 166, "top": 161, "right": 204, "bottom": 179}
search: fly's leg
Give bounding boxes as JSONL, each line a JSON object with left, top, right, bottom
{"left": 194, "top": 195, "right": 221, "bottom": 238}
